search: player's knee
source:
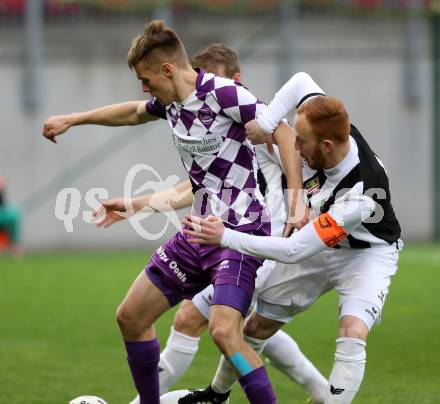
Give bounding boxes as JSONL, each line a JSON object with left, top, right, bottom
{"left": 209, "top": 322, "right": 239, "bottom": 352}
{"left": 116, "top": 303, "right": 138, "bottom": 331}
{"left": 339, "top": 321, "right": 368, "bottom": 340}
{"left": 173, "top": 303, "right": 207, "bottom": 337}
{"left": 244, "top": 313, "right": 280, "bottom": 340}
{"left": 243, "top": 316, "right": 259, "bottom": 337}
{"left": 209, "top": 322, "right": 228, "bottom": 345}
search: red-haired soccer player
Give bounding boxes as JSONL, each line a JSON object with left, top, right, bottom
{"left": 183, "top": 72, "right": 402, "bottom": 404}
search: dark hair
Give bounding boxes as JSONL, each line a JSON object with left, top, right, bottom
{"left": 127, "top": 20, "right": 189, "bottom": 69}
{"left": 192, "top": 43, "right": 240, "bottom": 78}
{"left": 297, "top": 96, "right": 350, "bottom": 144}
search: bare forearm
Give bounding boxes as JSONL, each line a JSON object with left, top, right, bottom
{"left": 132, "top": 180, "right": 193, "bottom": 213}
{"left": 69, "top": 101, "right": 151, "bottom": 127}
{"left": 273, "top": 124, "right": 304, "bottom": 217}
{"left": 273, "top": 123, "right": 301, "bottom": 187}
{"left": 284, "top": 150, "right": 305, "bottom": 222}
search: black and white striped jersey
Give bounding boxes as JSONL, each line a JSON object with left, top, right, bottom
{"left": 220, "top": 72, "right": 402, "bottom": 264}
{"left": 303, "top": 124, "right": 401, "bottom": 249}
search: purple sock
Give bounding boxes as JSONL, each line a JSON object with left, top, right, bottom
{"left": 125, "top": 339, "right": 160, "bottom": 404}
{"left": 238, "top": 366, "right": 277, "bottom": 404}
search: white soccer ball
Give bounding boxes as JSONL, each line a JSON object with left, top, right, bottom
{"left": 69, "top": 396, "right": 108, "bottom": 404}
{"left": 160, "top": 389, "right": 192, "bottom": 403}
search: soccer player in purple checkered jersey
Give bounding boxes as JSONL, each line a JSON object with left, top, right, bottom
{"left": 94, "top": 43, "right": 327, "bottom": 404}
{"left": 42, "top": 21, "right": 283, "bottom": 404}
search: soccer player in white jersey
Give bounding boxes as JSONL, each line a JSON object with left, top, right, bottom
{"left": 41, "top": 21, "right": 304, "bottom": 404}
{"left": 94, "top": 43, "right": 327, "bottom": 404}
{"left": 183, "top": 72, "right": 402, "bottom": 404}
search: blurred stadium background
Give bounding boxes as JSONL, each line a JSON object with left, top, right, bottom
{"left": 0, "top": 1, "right": 439, "bottom": 403}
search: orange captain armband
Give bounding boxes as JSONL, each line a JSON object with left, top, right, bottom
{"left": 312, "top": 212, "right": 348, "bottom": 247}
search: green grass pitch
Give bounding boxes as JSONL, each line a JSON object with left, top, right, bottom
{"left": 0, "top": 244, "right": 439, "bottom": 403}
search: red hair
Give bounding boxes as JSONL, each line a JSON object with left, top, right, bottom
{"left": 297, "top": 96, "right": 350, "bottom": 144}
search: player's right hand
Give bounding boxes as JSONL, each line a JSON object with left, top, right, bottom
{"left": 92, "top": 198, "right": 130, "bottom": 228}
{"left": 182, "top": 214, "right": 224, "bottom": 245}
{"left": 245, "top": 120, "right": 274, "bottom": 155}
{"left": 42, "top": 114, "right": 73, "bottom": 143}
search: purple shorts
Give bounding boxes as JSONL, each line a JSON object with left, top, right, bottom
{"left": 145, "top": 222, "right": 270, "bottom": 317}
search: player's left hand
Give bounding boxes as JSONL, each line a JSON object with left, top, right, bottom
{"left": 283, "top": 204, "right": 310, "bottom": 237}
{"left": 245, "top": 120, "right": 274, "bottom": 155}
{"left": 283, "top": 217, "right": 309, "bottom": 237}
{"left": 182, "top": 214, "right": 224, "bottom": 245}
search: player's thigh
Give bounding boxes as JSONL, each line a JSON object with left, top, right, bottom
{"left": 333, "top": 248, "right": 399, "bottom": 330}
{"left": 173, "top": 299, "right": 209, "bottom": 337}
{"left": 210, "top": 255, "right": 263, "bottom": 317}
{"left": 117, "top": 270, "right": 171, "bottom": 329}
{"left": 244, "top": 310, "right": 284, "bottom": 340}
{"left": 256, "top": 257, "right": 330, "bottom": 323}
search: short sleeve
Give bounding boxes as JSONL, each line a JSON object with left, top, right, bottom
{"left": 213, "top": 79, "right": 265, "bottom": 125}
{"left": 146, "top": 97, "right": 167, "bottom": 120}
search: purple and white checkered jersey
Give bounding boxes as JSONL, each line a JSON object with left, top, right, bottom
{"left": 146, "top": 69, "right": 268, "bottom": 227}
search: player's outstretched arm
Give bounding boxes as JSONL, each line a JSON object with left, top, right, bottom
{"left": 136, "top": 179, "right": 193, "bottom": 213}
{"left": 92, "top": 180, "right": 193, "bottom": 228}
{"left": 42, "top": 101, "right": 157, "bottom": 143}
{"left": 183, "top": 214, "right": 322, "bottom": 263}
{"left": 92, "top": 197, "right": 129, "bottom": 228}
{"left": 183, "top": 192, "right": 376, "bottom": 263}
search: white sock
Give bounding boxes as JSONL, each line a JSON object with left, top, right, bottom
{"left": 158, "top": 327, "right": 200, "bottom": 395}
{"left": 263, "top": 330, "right": 327, "bottom": 403}
{"left": 325, "top": 337, "right": 366, "bottom": 404}
{"left": 211, "top": 355, "right": 237, "bottom": 394}
{"left": 244, "top": 334, "right": 267, "bottom": 354}
{"left": 211, "top": 335, "right": 266, "bottom": 394}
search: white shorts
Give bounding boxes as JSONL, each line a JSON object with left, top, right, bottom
{"left": 191, "top": 259, "right": 277, "bottom": 320}
{"left": 256, "top": 243, "right": 401, "bottom": 329}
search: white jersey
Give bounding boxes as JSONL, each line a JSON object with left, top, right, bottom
{"left": 220, "top": 71, "right": 402, "bottom": 328}
{"left": 221, "top": 72, "right": 401, "bottom": 264}
{"left": 302, "top": 126, "right": 401, "bottom": 249}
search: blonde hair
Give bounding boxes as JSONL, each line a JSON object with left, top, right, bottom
{"left": 192, "top": 43, "right": 240, "bottom": 78}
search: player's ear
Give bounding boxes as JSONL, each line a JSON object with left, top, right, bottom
{"left": 161, "top": 63, "right": 174, "bottom": 78}
{"left": 322, "top": 139, "right": 334, "bottom": 153}
{"left": 232, "top": 72, "right": 241, "bottom": 82}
